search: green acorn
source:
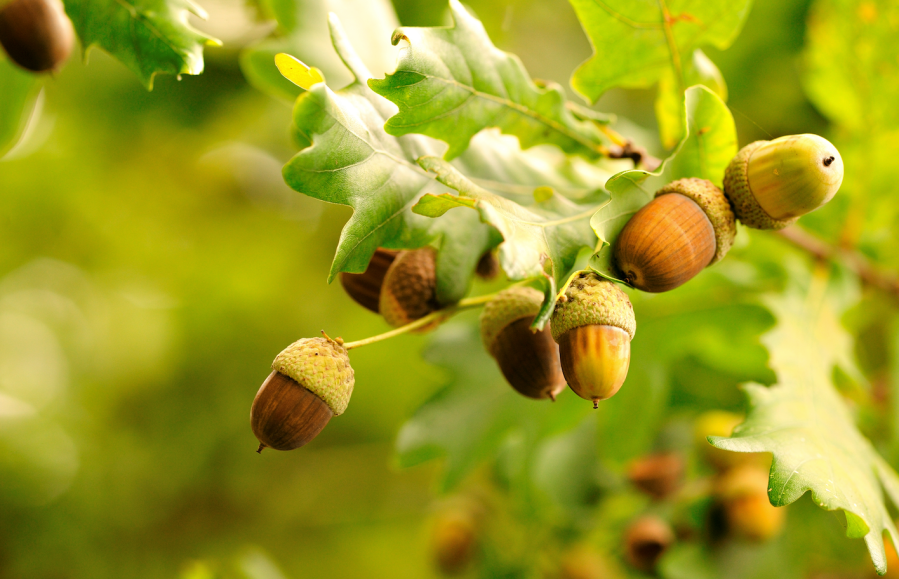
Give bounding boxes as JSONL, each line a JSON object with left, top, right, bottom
{"left": 250, "top": 335, "right": 354, "bottom": 452}
{"left": 480, "top": 286, "right": 566, "bottom": 401}
{"left": 723, "top": 134, "right": 843, "bottom": 229}
{"left": 551, "top": 273, "right": 636, "bottom": 407}
{"left": 614, "top": 178, "right": 736, "bottom": 292}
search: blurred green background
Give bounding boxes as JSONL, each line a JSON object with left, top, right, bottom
{"left": 1, "top": 0, "right": 896, "bottom": 577}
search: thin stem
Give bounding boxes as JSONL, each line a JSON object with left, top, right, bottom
{"left": 775, "top": 226, "right": 899, "bottom": 298}
{"left": 343, "top": 293, "right": 498, "bottom": 350}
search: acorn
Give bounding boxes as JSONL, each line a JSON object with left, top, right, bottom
{"left": 430, "top": 508, "right": 479, "bottom": 575}
{"left": 475, "top": 250, "right": 500, "bottom": 280}
{"left": 626, "top": 452, "right": 684, "bottom": 500}
{"left": 480, "top": 286, "right": 566, "bottom": 400}
{"left": 550, "top": 273, "right": 636, "bottom": 407}
{"left": 623, "top": 516, "right": 675, "bottom": 572}
{"left": 614, "top": 177, "right": 736, "bottom": 293}
{"left": 250, "top": 335, "right": 354, "bottom": 452}
{"left": 714, "top": 463, "right": 784, "bottom": 541}
{"left": 338, "top": 248, "right": 399, "bottom": 313}
{"left": 723, "top": 134, "right": 843, "bottom": 229}
{"left": 0, "top": 0, "right": 74, "bottom": 72}
{"left": 379, "top": 247, "right": 439, "bottom": 327}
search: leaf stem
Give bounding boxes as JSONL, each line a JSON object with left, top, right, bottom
{"left": 342, "top": 293, "right": 497, "bottom": 350}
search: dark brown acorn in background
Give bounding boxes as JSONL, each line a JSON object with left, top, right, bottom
{"left": 0, "top": 0, "right": 74, "bottom": 72}
{"left": 379, "top": 247, "right": 440, "bottom": 327}
{"left": 724, "top": 134, "right": 843, "bottom": 229}
{"left": 626, "top": 452, "right": 684, "bottom": 500}
{"left": 623, "top": 516, "right": 675, "bottom": 572}
{"left": 480, "top": 286, "right": 566, "bottom": 400}
{"left": 250, "top": 335, "right": 354, "bottom": 452}
{"left": 475, "top": 250, "right": 499, "bottom": 280}
{"left": 339, "top": 248, "right": 398, "bottom": 313}
{"left": 614, "top": 178, "right": 736, "bottom": 293}
{"left": 550, "top": 273, "right": 636, "bottom": 407}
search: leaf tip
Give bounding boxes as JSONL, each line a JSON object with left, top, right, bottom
{"left": 275, "top": 53, "right": 325, "bottom": 90}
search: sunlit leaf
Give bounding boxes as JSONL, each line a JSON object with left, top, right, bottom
{"left": 656, "top": 49, "right": 728, "bottom": 149}
{"left": 590, "top": 86, "right": 737, "bottom": 280}
{"left": 711, "top": 271, "right": 899, "bottom": 575}
{"left": 569, "top": 0, "right": 752, "bottom": 103}
{"left": 64, "top": 0, "right": 220, "bottom": 89}
{"left": 368, "top": 0, "right": 608, "bottom": 160}
{"left": 274, "top": 53, "right": 324, "bottom": 90}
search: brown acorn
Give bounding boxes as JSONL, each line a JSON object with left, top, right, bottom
{"left": 475, "top": 250, "right": 500, "bottom": 280}
{"left": 480, "top": 287, "right": 566, "bottom": 400}
{"left": 338, "top": 248, "right": 398, "bottom": 313}
{"left": 250, "top": 335, "right": 354, "bottom": 452}
{"left": 379, "top": 247, "right": 439, "bottom": 327}
{"left": 614, "top": 178, "right": 736, "bottom": 293}
{"left": 623, "top": 516, "right": 675, "bottom": 572}
{"left": 626, "top": 452, "right": 684, "bottom": 500}
{"left": 714, "top": 463, "right": 784, "bottom": 542}
{"left": 550, "top": 273, "right": 636, "bottom": 407}
{"left": 0, "top": 0, "right": 74, "bottom": 72}
{"left": 431, "top": 508, "right": 479, "bottom": 575}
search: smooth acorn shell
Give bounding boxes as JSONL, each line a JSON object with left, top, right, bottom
{"left": 0, "top": 0, "right": 73, "bottom": 72}
{"left": 493, "top": 316, "right": 566, "bottom": 400}
{"left": 614, "top": 193, "right": 717, "bottom": 293}
{"left": 626, "top": 452, "right": 684, "bottom": 500}
{"left": 251, "top": 371, "right": 333, "bottom": 451}
{"left": 339, "top": 248, "right": 398, "bottom": 313}
{"left": 557, "top": 324, "right": 631, "bottom": 407}
{"left": 379, "top": 247, "right": 438, "bottom": 328}
{"left": 624, "top": 516, "right": 674, "bottom": 572}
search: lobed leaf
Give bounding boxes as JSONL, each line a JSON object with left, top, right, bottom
{"left": 711, "top": 272, "right": 899, "bottom": 575}
{"left": 64, "top": 0, "right": 220, "bottom": 89}
{"left": 368, "top": 0, "right": 608, "bottom": 160}
{"left": 590, "top": 85, "right": 737, "bottom": 280}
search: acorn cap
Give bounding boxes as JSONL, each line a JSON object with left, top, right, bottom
{"left": 271, "top": 336, "right": 354, "bottom": 415}
{"left": 379, "top": 247, "right": 438, "bottom": 328}
{"left": 480, "top": 286, "right": 543, "bottom": 355}
{"left": 551, "top": 273, "right": 635, "bottom": 342}
{"left": 655, "top": 178, "right": 737, "bottom": 264}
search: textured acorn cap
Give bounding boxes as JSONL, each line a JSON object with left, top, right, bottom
{"left": 380, "top": 247, "right": 438, "bottom": 328}
{"left": 480, "top": 286, "right": 543, "bottom": 355}
{"left": 272, "top": 336, "right": 354, "bottom": 415}
{"left": 551, "top": 273, "right": 635, "bottom": 342}
{"left": 655, "top": 178, "right": 737, "bottom": 264}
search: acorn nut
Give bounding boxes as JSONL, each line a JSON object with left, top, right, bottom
{"left": 714, "top": 463, "right": 784, "bottom": 542}
{"left": 0, "top": 0, "right": 74, "bottom": 72}
{"left": 250, "top": 335, "right": 354, "bottom": 452}
{"left": 379, "top": 247, "right": 439, "bottom": 328}
{"left": 723, "top": 134, "right": 843, "bottom": 229}
{"left": 551, "top": 273, "right": 635, "bottom": 407}
{"left": 623, "top": 516, "right": 675, "bottom": 572}
{"left": 339, "top": 248, "right": 399, "bottom": 313}
{"left": 626, "top": 452, "right": 685, "bottom": 500}
{"left": 480, "top": 287, "right": 566, "bottom": 400}
{"left": 614, "top": 178, "right": 736, "bottom": 293}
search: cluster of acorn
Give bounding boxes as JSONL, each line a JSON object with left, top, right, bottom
{"left": 251, "top": 133, "right": 844, "bottom": 452}
{"left": 0, "top": 0, "right": 73, "bottom": 73}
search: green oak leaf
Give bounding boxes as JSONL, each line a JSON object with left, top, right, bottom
{"left": 413, "top": 156, "right": 602, "bottom": 326}
{"left": 368, "top": 0, "right": 608, "bottom": 160}
{"left": 656, "top": 49, "right": 728, "bottom": 149}
{"left": 281, "top": 15, "right": 496, "bottom": 304}
{"left": 569, "top": 0, "right": 752, "bottom": 103}
{"left": 240, "top": 0, "right": 400, "bottom": 102}
{"left": 0, "top": 56, "right": 40, "bottom": 159}
{"left": 64, "top": 0, "right": 220, "bottom": 89}
{"left": 711, "top": 276, "right": 899, "bottom": 575}
{"left": 590, "top": 86, "right": 737, "bottom": 281}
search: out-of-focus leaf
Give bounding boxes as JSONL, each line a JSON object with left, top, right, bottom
{"left": 240, "top": 0, "right": 399, "bottom": 102}
{"left": 413, "top": 156, "right": 602, "bottom": 325}
{"left": 64, "top": 0, "right": 220, "bottom": 89}
{"left": 281, "top": 15, "right": 496, "bottom": 303}
{"left": 590, "top": 86, "right": 737, "bottom": 281}
{"left": 368, "top": 0, "right": 608, "bottom": 160}
{"left": 656, "top": 49, "right": 728, "bottom": 149}
{"left": 569, "top": 0, "right": 752, "bottom": 103}
{"left": 0, "top": 56, "right": 40, "bottom": 159}
{"left": 395, "top": 322, "right": 591, "bottom": 492}
{"left": 803, "top": 0, "right": 899, "bottom": 131}
{"left": 711, "top": 273, "right": 899, "bottom": 575}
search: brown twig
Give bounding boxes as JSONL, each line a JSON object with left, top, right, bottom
{"left": 775, "top": 226, "right": 899, "bottom": 297}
